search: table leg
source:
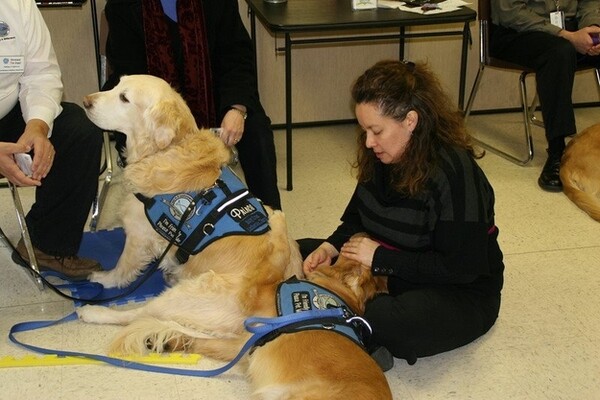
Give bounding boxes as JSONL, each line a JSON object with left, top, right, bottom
{"left": 399, "top": 26, "right": 406, "bottom": 60}
{"left": 285, "top": 33, "right": 293, "bottom": 191}
{"left": 90, "top": 0, "right": 101, "bottom": 89}
{"left": 458, "top": 22, "right": 471, "bottom": 111}
{"left": 249, "top": 8, "right": 258, "bottom": 69}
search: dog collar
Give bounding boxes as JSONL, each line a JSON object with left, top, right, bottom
{"left": 136, "top": 167, "right": 270, "bottom": 263}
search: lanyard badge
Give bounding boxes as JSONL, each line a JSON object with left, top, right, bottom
{"left": 550, "top": 0, "right": 565, "bottom": 29}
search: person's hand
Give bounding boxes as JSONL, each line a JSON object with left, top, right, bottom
{"left": 340, "top": 236, "right": 380, "bottom": 268}
{"left": 219, "top": 105, "right": 246, "bottom": 146}
{"left": 17, "top": 119, "right": 55, "bottom": 181}
{"left": 0, "top": 142, "right": 41, "bottom": 186}
{"left": 302, "top": 242, "right": 339, "bottom": 275}
{"left": 559, "top": 27, "right": 600, "bottom": 56}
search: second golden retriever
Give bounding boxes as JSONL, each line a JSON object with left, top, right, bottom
{"left": 77, "top": 252, "right": 392, "bottom": 399}
{"left": 560, "top": 123, "right": 600, "bottom": 222}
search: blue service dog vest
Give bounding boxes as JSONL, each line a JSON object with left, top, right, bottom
{"left": 268, "top": 276, "right": 372, "bottom": 348}
{"left": 135, "top": 167, "right": 270, "bottom": 263}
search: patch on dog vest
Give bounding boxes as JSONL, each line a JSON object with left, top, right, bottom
{"left": 136, "top": 167, "right": 270, "bottom": 263}
{"left": 274, "top": 276, "right": 371, "bottom": 348}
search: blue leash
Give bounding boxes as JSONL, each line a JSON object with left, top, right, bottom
{"left": 9, "top": 307, "right": 348, "bottom": 377}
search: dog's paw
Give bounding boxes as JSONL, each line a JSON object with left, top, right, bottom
{"left": 76, "top": 305, "right": 114, "bottom": 324}
{"left": 88, "top": 270, "right": 128, "bottom": 289}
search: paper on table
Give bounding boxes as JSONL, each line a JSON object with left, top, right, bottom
{"left": 378, "top": 0, "right": 471, "bottom": 15}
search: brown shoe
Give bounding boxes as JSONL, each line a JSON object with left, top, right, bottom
{"left": 12, "top": 239, "right": 103, "bottom": 281}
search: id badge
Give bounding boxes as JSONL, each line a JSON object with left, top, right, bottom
{"left": 550, "top": 11, "right": 565, "bottom": 29}
{"left": 0, "top": 56, "right": 25, "bottom": 74}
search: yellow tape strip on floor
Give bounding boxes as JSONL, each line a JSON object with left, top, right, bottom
{"left": 0, "top": 353, "right": 202, "bottom": 368}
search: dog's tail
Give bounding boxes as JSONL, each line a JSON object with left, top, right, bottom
{"left": 108, "top": 317, "right": 216, "bottom": 355}
{"left": 561, "top": 172, "right": 600, "bottom": 222}
{"left": 108, "top": 316, "right": 250, "bottom": 362}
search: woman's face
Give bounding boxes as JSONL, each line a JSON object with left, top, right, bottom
{"left": 355, "top": 102, "right": 418, "bottom": 164}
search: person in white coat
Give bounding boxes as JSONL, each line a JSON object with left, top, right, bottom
{"left": 0, "top": 0, "right": 103, "bottom": 280}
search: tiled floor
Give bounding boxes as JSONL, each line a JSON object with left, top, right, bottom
{"left": 1, "top": 108, "right": 599, "bottom": 399}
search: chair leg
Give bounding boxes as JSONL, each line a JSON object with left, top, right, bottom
{"left": 464, "top": 64, "right": 535, "bottom": 165}
{"left": 89, "top": 131, "right": 113, "bottom": 232}
{"left": 3, "top": 182, "right": 45, "bottom": 290}
{"left": 528, "top": 92, "right": 544, "bottom": 128}
{"left": 463, "top": 63, "right": 485, "bottom": 120}
{"left": 516, "top": 71, "right": 535, "bottom": 163}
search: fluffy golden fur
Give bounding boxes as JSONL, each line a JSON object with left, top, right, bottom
{"left": 77, "top": 251, "right": 391, "bottom": 399}
{"left": 82, "top": 75, "right": 302, "bottom": 288}
{"left": 244, "top": 255, "right": 391, "bottom": 400}
{"left": 560, "top": 123, "right": 600, "bottom": 222}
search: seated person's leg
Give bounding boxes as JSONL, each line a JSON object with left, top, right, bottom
{"left": 364, "top": 287, "right": 501, "bottom": 365}
{"left": 534, "top": 37, "right": 577, "bottom": 160}
{"left": 15, "top": 102, "right": 104, "bottom": 280}
{"left": 236, "top": 110, "right": 281, "bottom": 210}
{"left": 490, "top": 26, "right": 578, "bottom": 190}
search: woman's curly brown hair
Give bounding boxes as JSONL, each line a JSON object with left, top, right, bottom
{"left": 351, "top": 60, "right": 480, "bottom": 196}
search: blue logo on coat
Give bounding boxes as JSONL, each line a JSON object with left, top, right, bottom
{"left": 0, "top": 22, "right": 10, "bottom": 37}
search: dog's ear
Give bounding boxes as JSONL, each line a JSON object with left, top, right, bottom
{"left": 144, "top": 99, "right": 184, "bottom": 149}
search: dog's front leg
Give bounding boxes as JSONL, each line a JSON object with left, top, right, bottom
{"left": 89, "top": 234, "right": 155, "bottom": 288}
{"left": 77, "top": 304, "right": 144, "bottom": 325}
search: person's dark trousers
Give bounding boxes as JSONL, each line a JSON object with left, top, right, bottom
{"left": 236, "top": 109, "right": 281, "bottom": 210}
{"left": 364, "top": 288, "right": 500, "bottom": 365}
{"left": 0, "top": 102, "right": 103, "bottom": 256}
{"left": 489, "top": 23, "right": 600, "bottom": 144}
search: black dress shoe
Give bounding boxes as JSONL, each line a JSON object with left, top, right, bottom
{"left": 538, "top": 150, "right": 563, "bottom": 192}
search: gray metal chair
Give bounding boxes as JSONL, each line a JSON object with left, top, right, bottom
{"left": 0, "top": 179, "right": 44, "bottom": 290}
{"left": 89, "top": 130, "right": 113, "bottom": 232}
{"left": 464, "top": 0, "right": 600, "bottom": 165}
{"left": 88, "top": 8, "right": 114, "bottom": 232}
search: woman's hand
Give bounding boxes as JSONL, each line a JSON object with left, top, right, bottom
{"left": 302, "top": 242, "right": 339, "bottom": 275}
{"left": 219, "top": 105, "right": 246, "bottom": 146}
{"left": 340, "top": 236, "right": 380, "bottom": 268}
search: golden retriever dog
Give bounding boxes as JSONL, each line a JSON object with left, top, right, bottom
{"left": 560, "top": 123, "right": 600, "bottom": 222}
{"left": 82, "top": 74, "right": 302, "bottom": 289}
{"left": 77, "top": 251, "right": 392, "bottom": 400}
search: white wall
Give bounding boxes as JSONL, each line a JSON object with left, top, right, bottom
{"left": 40, "top": 0, "right": 103, "bottom": 105}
